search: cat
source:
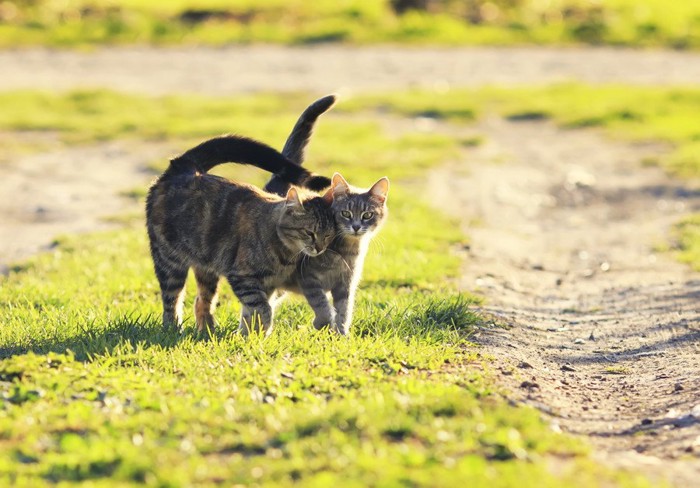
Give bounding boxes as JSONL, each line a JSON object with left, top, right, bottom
{"left": 277, "top": 173, "right": 389, "bottom": 335}
{"left": 264, "top": 95, "right": 389, "bottom": 335}
{"left": 146, "top": 134, "right": 336, "bottom": 337}
{"left": 265, "top": 96, "right": 389, "bottom": 335}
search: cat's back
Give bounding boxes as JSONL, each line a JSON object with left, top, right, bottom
{"left": 147, "top": 171, "right": 278, "bottom": 224}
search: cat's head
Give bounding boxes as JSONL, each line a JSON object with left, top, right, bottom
{"left": 277, "top": 187, "right": 335, "bottom": 257}
{"left": 327, "top": 173, "right": 389, "bottom": 240}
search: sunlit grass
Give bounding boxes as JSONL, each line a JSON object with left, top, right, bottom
{"left": 0, "top": 0, "right": 699, "bottom": 48}
{"left": 675, "top": 215, "right": 700, "bottom": 271}
{"left": 349, "top": 84, "right": 700, "bottom": 178}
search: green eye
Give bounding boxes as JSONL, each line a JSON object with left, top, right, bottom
{"left": 341, "top": 210, "right": 352, "bottom": 218}
{"left": 361, "top": 211, "right": 374, "bottom": 220}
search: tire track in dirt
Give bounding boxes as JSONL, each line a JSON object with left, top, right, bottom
{"left": 429, "top": 117, "right": 700, "bottom": 485}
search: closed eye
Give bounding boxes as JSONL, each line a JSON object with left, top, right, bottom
{"left": 305, "top": 230, "right": 316, "bottom": 240}
{"left": 341, "top": 210, "right": 352, "bottom": 219}
{"left": 361, "top": 211, "right": 374, "bottom": 220}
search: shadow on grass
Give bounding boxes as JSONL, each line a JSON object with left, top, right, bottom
{"left": 0, "top": 315, "right": 186, "bottom": 361}
{"left": 0, "top": 294, "right": 485, "bottom": 361}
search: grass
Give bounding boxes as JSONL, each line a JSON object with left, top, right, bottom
{"left": 0, "top": 91, "right": 655, "bottom": 486}
{"left": 0, "top": 0, "right": 700, "bottom": 48}
{"left": 675, "top": 215, "right": 700, "bottom": 271}
{"left": 350, "top": 83, "right": 700, "bottom": 178}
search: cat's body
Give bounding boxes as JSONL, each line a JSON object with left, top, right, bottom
{"left": 266, "top": 96, "right": 389, "bottom": 335}
{"left": 146, "top": 135, "right": 335, "bottom": 336}
{"left": 275, "top": 174, "right": 388, "bottom": 335}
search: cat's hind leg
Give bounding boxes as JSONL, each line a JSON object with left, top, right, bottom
{"left": 151, "top": 247, "right": 188, "bottom": 332}
{"left": 193, "top": 267, "right": 219, "bottom": 337}
{"left": 228, "top": 275, "right": 273, "bottom": 336}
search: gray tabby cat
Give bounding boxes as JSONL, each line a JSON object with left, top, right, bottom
{"left": 267, "top": 96, "right": 390, "bottom": 335}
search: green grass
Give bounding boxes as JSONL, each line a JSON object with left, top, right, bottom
{"left": 1, "top": 0, "right": 700, "bottom": 48}
{"left": 350, "top": 83, "right": 700, "bottom": 178}
{"left": 675, "top": 215, "right": 700, "bottom": 270}
{"left": 0, "top": 90, "right": 656, "bottom": 485}
{"left": 4, "top": 86, "right": 700, "bottom": 180}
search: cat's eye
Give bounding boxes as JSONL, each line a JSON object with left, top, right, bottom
{"left": 341, "top": 210, "right": 352, "bottom": 218}
{"left": 305, "top": 230, "right": 316, "bottom": 240}
{"left": 361, "top": 211, "right": 374, "bottom": 220}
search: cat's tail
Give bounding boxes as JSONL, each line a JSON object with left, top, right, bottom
{"left": 168, "top": 134, "right": 331, "bottom": 191}
{"left": 265, "top": 94, "right": 337, "bottom": 197}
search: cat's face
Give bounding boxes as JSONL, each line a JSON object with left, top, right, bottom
{"left": 277, "top": 188, "right": 335, "bottom": 257}
{"left": 329, "top": 174, "right": 389, "bottom": 240}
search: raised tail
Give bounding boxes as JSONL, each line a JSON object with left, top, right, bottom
{"left": 168, "top": 134, "right": 330, "bottom": 191}
{"left": 265, "top": 95, "right": 337, "bottom": 196}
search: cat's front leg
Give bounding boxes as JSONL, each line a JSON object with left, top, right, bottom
{"left": 302, "top": 284, "right": 335, "bottom": 330}
{"left": 331, "top": 285, "right": 354, "bottom": 336}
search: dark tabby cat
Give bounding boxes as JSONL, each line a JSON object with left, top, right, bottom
{"left": 265, "top": 96, "right": 389, "bottom": 335}
{"left": 146, "top": 135, "right": 335, "bottom": 336}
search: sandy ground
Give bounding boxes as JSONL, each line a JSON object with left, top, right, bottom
{"left": 2, "top": 46, "right": 700, "bottom": 95}
{"left": 429, "top": 118, "right": 700, "bottom": 484}
{"left": 1, "top": 45, "right": 699, "bottom": 484}
{"left": 0, "top": 139, "right": 170, "bottom": 273}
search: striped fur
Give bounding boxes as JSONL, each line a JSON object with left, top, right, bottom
{"left": 279, "top": 174, "right": 389, "bottom": 335}
{"left": 146, "top": 137, "right": 335, "bottom": 336}
{"left": 265, "top": 95, "right": 337, "bottom": 196}
{"left": 266, "top": 96, "right": 390, "bottom": 335}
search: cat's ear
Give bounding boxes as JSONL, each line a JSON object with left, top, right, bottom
{"left": 369, "top": 177, "right": 389, "bottom": 204}
{"left": 285, "top": 187, "right": 304, "bottom": 211}
{"left": 321, "top": 186, "right": 334, "bottom": 204}
{"left": 332, "top": 173, "right": 350, "bottom": 198}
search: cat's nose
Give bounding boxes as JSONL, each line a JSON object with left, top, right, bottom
{"left": 352, "top": 224, "right": 360, "bottom": 233}
{"left": 315, "top": 243, "right": 324, "bottom": 253}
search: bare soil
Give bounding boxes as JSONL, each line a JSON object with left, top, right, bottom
{"left": 1, "top": 45, "right": 699, "bottom": 484}
{"left": 0, "top": 140, "right": 169, "bottom": 272}
{"left": 429, "top": 117, "right": 700, "bottom": 485}
{"left": 2, "top": 46, "right": 700, "bottom": 95}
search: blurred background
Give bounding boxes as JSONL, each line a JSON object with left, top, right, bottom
{"left": 0, "top": 0, "right": 698, "bottom": 48}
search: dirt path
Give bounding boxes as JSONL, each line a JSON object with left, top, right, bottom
{"left": 0, "top": 140, "right": 169, "bottom": 272}
{"left": 429, "top": 118, "right": 700, "bottom": 484}
{"left": 2, "top": 46, "right": 700, "bottom": 95}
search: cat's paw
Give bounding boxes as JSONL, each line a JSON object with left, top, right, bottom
{"left": 313, "top": 314, "right": 335, "bottom": 330}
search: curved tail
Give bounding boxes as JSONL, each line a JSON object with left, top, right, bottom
{"left": 265, "top": 95, "right": 337, "bottom": 196}
{"left": 169, "top": 134, "right": 331, "bottom": 191}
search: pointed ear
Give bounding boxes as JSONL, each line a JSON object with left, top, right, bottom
{"left": 321, "top": 186, "right": 334, "bottom": 204}
{"left": 285, "top": 187, "right": 304, "bottom": 210}
{"left": 332, "top": 173, "right": 350, "bottom": 198}
{"left": 369, "top": 177, "right": 389, "bottom": 203}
